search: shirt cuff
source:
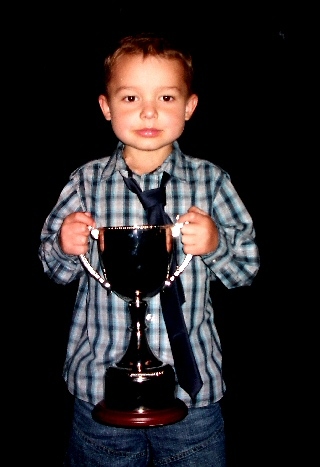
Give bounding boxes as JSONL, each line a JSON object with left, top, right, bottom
{"left": 201, "top": 227, "right": 229, "bottom": 270}
{"left": 50, "top": 235, "right": 79, "bottom": 266}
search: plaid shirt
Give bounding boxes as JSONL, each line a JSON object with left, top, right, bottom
{"left": 39, "top": 141, "right": 260, "bottom": 407}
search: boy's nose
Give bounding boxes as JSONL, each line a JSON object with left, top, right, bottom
{"left": 140, "top": 102, "right": 157, "bottom": 119}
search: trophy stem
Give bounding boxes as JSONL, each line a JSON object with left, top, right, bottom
{"left": 92, "top": 292, "right": 188, "bottom": 427}
{"left": 117, "top": 294, "right": 163, "bottom": 370}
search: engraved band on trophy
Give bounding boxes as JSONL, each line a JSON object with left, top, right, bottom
{"left": 79, "top": 222, "right": 192, "bottom": 428}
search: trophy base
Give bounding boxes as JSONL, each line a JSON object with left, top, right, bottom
{"left": 92, "top": 398, "right": 188, "bottom": 428}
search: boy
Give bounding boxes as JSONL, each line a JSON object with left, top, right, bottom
{"left": 39, "top": 33, "right": 260, "bottom": 466}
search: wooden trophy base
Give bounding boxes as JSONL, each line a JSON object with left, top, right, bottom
{"left": 92, "top": 399, "right": 188, "bottom": 428}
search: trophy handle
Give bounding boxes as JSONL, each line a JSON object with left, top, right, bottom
{"left": 79, "top": 253, "right": 112, "bottom": 291}
{"left": 164, "top": 221, "right": 193, "bottom": 287}
{"left": 163, "top": 253, "right": 193, "bottom": 287}
{"left": 79, "top": 223, "right": 192, "bottom": 289}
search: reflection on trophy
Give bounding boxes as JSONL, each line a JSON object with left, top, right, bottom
{"left": 80, "top": 224, "right": 192, "bottom": 428}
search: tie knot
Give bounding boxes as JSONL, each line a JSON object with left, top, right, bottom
{"left": 122, "top": 172, "right": 172, "bottom": 225}
{"left": 137, "top": 186, "right": 166, "bottom": 211}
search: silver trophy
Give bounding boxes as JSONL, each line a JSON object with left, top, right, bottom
{"left": 80, "top": 223, "right": 192, "bottom": 427}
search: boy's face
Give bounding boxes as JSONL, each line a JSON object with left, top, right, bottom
{"left": 99, "top": 54, "right": 198, "bottom": 155}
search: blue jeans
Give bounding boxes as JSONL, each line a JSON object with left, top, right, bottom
{"left": 64, "top": 398, "right": 226, "bottom": 466}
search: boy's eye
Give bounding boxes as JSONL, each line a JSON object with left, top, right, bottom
{"left": 161, "top": 96, "right": 174, "bottom": 102}
{"left": 124, "top": 96, "right": 136, "bottom": 102}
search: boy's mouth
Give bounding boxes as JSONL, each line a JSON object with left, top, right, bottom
{"left": 136, "top": 128, "right": 161, "bottom": 137}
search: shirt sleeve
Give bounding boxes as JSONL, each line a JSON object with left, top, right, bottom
{"left": 201, "top": 168, "right": 260, "bottom": 288}
{"left": 38, "top": 170, "right": 87, "bottom": 285}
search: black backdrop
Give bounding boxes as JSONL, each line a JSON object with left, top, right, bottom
{"left": 22, "top": 3, "right": 303, "bottom": 466}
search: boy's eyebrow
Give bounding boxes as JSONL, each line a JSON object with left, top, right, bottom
{"left": 113, "top": 85, "right": 183, "bottom": 93}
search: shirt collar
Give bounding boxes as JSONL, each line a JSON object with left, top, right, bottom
{"left": 101, "top": 140, "right": 189, "bottom": 183}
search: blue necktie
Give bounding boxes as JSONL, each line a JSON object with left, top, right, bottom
{"left": 123, "top": 171, "right": 203, "bottom": 400}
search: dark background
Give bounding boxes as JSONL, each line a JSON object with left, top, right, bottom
{"left": 22, "top": 3, "right": 306, "bottom": 466}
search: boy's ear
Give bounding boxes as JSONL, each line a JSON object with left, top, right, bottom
{"left": 185, "top": 94, "right": 198, "bottom": 121}
{"left": 98, "top": 94, "right": 112, "bottom": 120}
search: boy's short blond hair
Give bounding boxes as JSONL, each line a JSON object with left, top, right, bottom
{"left": 103, "top": 33, "right": 194, "bottom": 97}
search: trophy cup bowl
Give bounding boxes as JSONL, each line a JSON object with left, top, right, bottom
{"left": 80, "top": 224, "right": 192, "bottom": 427}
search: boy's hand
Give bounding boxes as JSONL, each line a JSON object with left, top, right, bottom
{"left": 178, "top": 206, "right": 219, "bottom": 256}
{"left": 59, "top": 212, "right": 96, "bottom": 256}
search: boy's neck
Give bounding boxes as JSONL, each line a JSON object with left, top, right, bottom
{"left": 123, "top": 145, "right": 173, "bottom": 175}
